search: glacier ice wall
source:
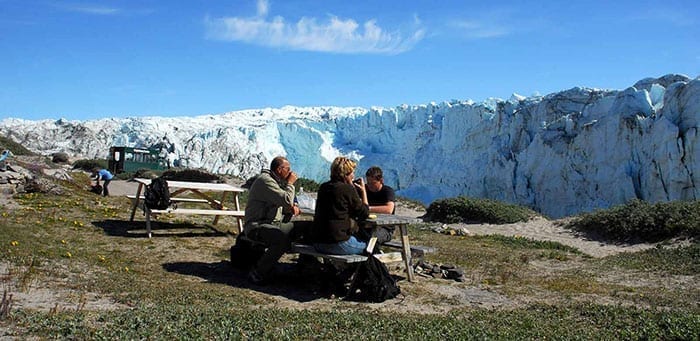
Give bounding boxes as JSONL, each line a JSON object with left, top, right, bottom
{"left": 2, "top": 74, "right": 698, "bottom": 218}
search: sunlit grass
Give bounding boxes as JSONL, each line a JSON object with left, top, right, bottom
{"left": 0, "top": 177, "right": 698, "bottom": 338}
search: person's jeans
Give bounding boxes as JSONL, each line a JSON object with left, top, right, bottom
{"left": 313, "top": 236, "right": 367, "bottom": 255}
{"left": 102, "top": 179, "right": 111, "bottom": 196}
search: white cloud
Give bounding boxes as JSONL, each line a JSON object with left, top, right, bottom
{"left": 205, "top": 12, "right": 424, "bottom": 55}
{"left": 64, "top": 5, "right": 121, "bottom": 15}
{"left": 256, "top": 0, "right": 269, "bottom": 17}
{"left": 449, "top": 19, "right": 509, "bottom": 39}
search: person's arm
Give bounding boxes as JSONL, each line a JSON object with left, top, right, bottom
{"left": 351, "top": 181, "right": 370, "bottom": 220}
{"left": 369, "top": 201, "right": 395, "bottom": 214}
{"left": 368, "top": 185, "right": 396, "bottom": 214}
{"left": 260, "top": 174, "right": 296, "bottom": 211}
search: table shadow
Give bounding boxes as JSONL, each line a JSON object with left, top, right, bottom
{"left": 93, "top": 219, "right": 226, "bottom": 238}
{"left": 162, "top": 260, "right": 334, "bottom": 302}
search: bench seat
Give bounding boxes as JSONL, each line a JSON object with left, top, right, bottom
{"left": 382, "top": 240, "right": 436, "bottom": 257}
{"left": 126, "top": 195, "right": 211, "bottom": 204}
{"left": 290, "top": 243, "right": 403, "bottom": 264}
{"left": 148, "top": 208, "right": 245, "bottom": 217}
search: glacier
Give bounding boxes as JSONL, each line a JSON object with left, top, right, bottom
{"left": 1, "top": 74, "right": 698, "bottom": 218}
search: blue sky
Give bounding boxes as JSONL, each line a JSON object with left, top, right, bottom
{"left": 1, "top": 0, "right": 698, "bottom": 121}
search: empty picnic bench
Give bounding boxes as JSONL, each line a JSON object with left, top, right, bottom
{"left": 128, "top": 178, "right": 245, "bottom": 237}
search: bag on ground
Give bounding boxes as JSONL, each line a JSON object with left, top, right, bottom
{"left": 144, "top": 177, "right": 171, "bottom": 210}
{"left": 90, "top": 184, "right": 102, "bottom": 195}
{"left": 345, "top": 254, "right": 400, "bottom": 303}
{"left": 229, "top": 234, "right": 266, "bottom": 270}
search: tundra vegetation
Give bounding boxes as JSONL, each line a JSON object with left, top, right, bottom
{"left": 0, "top": 155, "right": 697, "bottom": 339}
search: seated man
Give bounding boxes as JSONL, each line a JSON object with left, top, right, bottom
{"left": 243, "top": 156, "right": 310, "bottom": 284}
{"left": 358, "top": 166, "right": 396, "bottom": 243}
{"left": 364, "top": 166, "right": 395, "bottom": 214}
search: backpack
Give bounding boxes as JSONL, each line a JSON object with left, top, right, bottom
{"left": 90, "top": 184, "right": 103, "bottom": 195}
{"left": 144, "top": 177, "right": 171, "bottom": 210}
{"left": 345, "top": 254, "right": 400, "bottom": 303}
{"left": 229, "top": 234, "right": 266, "bottom": 271}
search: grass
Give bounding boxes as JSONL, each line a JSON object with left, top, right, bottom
{"left": 600, "top": 243, "right": 700, "bottom": 275}
{"left": 424, "top": 196, "right": 538, "bottom": 224}
{"left": 567, "top": 199, "right": 700, "bottom": 242}
{"left": 0, "top": 171, "right": 698, "bottom": 338}
{"left": 8, "top": 303, "right": 699, "bottom": 339}
{"left": 0, "top": 135, "right": 35, "bottom": 156}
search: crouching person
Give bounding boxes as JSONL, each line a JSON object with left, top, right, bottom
{"left": 243, "top": 156, "right": 310, "bottom": 285}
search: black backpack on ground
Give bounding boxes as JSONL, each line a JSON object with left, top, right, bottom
{"left": 90, "top": 184, "right": 102, "bottom": 195}
{"left": 345, "top": 254, "right": 400, "bottom": 303}
{"left": 229, "top": 234, "right": 266, "bottom": 271}
{"left": 144, "top": 177, "right": 171, "bottom": 210}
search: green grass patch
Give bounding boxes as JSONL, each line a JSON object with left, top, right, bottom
{"left": 0, "top": 135, "right": 35, "bottom": 155}
{"left": 424, "top": 196, "right": 538, "bottom": 224}
{"left": 601, "top": 243, "right": 700, "bottom": 275}
{"left": 567, "top": 199, "right": 700, "bottom": 242}
{"left": 8, "top": 303, "right": 698, "bottom": 339}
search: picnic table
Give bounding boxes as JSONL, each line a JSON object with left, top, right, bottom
{"left": 293, "top": 211, "right": 426, "bottom": 282}
{"left": 128, "top": 178, "right": 245, "bottom": 237}
{"left": 365, "top": 214, "right": 424, "bottom": 282}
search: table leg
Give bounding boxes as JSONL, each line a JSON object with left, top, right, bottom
{"left": 212, "top": 191, "right": 229, "bottom": 225}
{"left": 130, "top": 183, "right": 145, "bottom": 221}
{"left": 399, "top": 224, "right": 415, "bottom": 282}
{"left": 234, "top": 194, "right": 243, "bottom": 234}
{"left": 145, "top": 208, "right": 152, "bottom": 238}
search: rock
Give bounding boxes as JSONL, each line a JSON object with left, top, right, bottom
{"left": 52, "top": 152, "right": 69, "bottom": 163}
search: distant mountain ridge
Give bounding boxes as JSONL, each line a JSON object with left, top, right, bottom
{"left": 2, "top": 74, "right": 698, "bottom": 218}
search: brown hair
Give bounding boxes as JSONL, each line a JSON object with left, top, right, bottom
{"left": 330, "top": 156, "right": 356, "bottom": 182}
{"left": 365, "top": 166, "right": 383, "bottom": 180}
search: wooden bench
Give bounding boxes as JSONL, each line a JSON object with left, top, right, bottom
{"left": 126, "top": 195, "right": 213, "bottom": 204}
{"left": 290, "top": 243, "right": 403, "bottom": 264}
{"left": 382, "top": 240, "right": 436, "bottom": 258}
{"left": 239, "top": 235, "right": 402, "bottom": 265}
{"left": 145, "top": 207, "right": 245, "bottom": 238}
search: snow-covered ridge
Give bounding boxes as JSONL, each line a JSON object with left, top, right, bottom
{"left": 2, "top": 74, "right": 698, "bottom": 218}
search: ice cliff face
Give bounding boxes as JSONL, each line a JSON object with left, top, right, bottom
{"left": 2, "top": 74, "right": 698, "bottom": 218}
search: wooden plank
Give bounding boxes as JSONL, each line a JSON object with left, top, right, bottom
{"left": 290, "top": 243, "right": 402, "bottom": 264}
{"left": 383, "top": 240, "right": 436, "bottom": 254}
{"left": 148, "top": 208, "right": 245, "bottom": 217}
{"left": 291, "top": 244, "right": 366, "bottom": 263}
{"left": 126, "top": 195, "right": 210, "bottom": 204}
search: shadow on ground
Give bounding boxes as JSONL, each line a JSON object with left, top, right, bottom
{"left": 162, "top": 259, "right": 348, "bottom": 303}
{"left": 93, "top": 219, "right": 226, "bottom": 238}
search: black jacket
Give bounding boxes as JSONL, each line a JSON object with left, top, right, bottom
{"left": 312, "top": 180, "right": 369, "bottom": 243}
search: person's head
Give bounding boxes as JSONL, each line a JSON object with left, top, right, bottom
{"left": 91, "top": 167, "right": 100, "bottom": 174}
{"left": 270, "top": 156, "right": 291, "bottom": 179}
{"left": 330, "top": 156, "right": 357, "bottom": 183}
{"left": 365, "top": 166, "right": 384, "bottom": 192}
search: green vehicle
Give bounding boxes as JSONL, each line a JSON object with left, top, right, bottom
{"left": 108, "top": 146, "right": 167, "bottom": 174}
